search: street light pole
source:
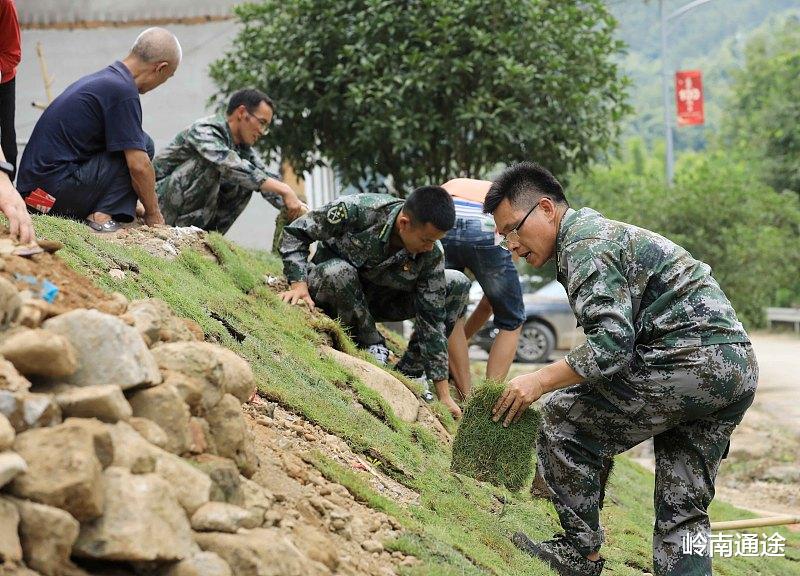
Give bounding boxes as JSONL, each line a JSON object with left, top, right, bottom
{"left": 660, "top": 0, "right": 674, "bottom": 186}
{"left": 659, "top": 0, "right": 715, "bottom": 187}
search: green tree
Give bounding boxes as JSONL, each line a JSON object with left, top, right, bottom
{"left": 210, "top": 0, "right": 630, "bottom": 194}
{"left": 721, "top": 16, "right": 800, "bottom": 195}
{"left": 570, "top": 145, "right": 800, "bottom": 327}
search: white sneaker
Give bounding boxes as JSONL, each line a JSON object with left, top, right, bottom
{"left": 367, "top": 344, "right": 390, "bottom": 365}
{"left": 412, "top": 375, "right": 435, "bottom": 403}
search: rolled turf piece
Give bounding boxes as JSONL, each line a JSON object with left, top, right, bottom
{"left": 450, "top": 381, "right": 542, "bottom": 491}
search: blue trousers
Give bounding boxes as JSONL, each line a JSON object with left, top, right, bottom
{"left": 50, "top": 135, "right": 155, "bottom": 222}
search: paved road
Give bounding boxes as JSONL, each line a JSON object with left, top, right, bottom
{"left": 748, "top": 332, "right": 800, "bottom": 431}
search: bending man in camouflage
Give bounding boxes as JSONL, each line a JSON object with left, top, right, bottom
{"left": 154, "top": 88, "right": 305, "bottom": 233}
{"left": 279, "top": 187, "right": 471, "bottom": 419}
{"left": 487, "top": 163, "right": 757, "bottom": 576}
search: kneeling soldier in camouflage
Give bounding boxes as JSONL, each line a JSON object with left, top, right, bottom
{"left": 279, "top": 186, "right": 471, "bottom": 419}
{"left": 487, "top": 162, "right": 757, "bottom": 576}
{"left": 154, "top": 88, "right": 305, "bottom": 233}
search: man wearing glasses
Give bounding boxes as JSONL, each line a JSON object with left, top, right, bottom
{"left": 485, "top": 162, "right": 756, "bottom": 576}
{"left": 155, "top": 88, "right": 305, "bottom": 233}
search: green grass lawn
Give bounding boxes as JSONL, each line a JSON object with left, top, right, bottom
{"left": 34, "top": 216, "right": 800, "bottom": 575}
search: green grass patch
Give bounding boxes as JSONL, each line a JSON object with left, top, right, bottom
{"left": 32, "top": 214, "right": 800, "bottom": 576}
{"left": 451, "top": 382, "right": 542, "bottom": 491}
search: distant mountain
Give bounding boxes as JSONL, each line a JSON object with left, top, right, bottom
{"left": 608, "top": 0, "right": 800, "bottom": 151}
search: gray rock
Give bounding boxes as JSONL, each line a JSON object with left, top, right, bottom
{"left": 194, "top": 529, "right": 318, "bottom": 576}
{"left": 107, "top": 421, "right": 157, "bottom": 474}
{"left": 106, "top": 421, "right": 210, "bottom": 513}
{"left": 0, "top": 451, "right": 27, "bottom": 489}
{"left": 0, "top": 497, "right": 22, "bottom": 563}
{"left": 325, "top": 346, "right": 419, "bottom": 422}
{"left": 12, "top": 498, "right": 86, "bottom": 576}
{"left": 128, "top": 384, "right": 192, "bottom": 455}
{"left": 9, "top": 423, "right": 104, "bottom": 521}
{"left": 0, "top": 276, "right": 21, "bottom": 329}
{"left": 205, "top": 394, "right": 258, "bottom": 477}
{"left": 0, "top": 413, "right": 14, "bottom": 451}
{"left": 60, "top": 418, "right": 114, "bottom": 469}
{"left": 193, "top": 454, "right": 244, "bottom": 506}
{"left": 126, "top": 299, "right": 199, "bottom": 346}
{"left": 126, "top": 299, "right": 164, "bottom": 347}
{"left": 240, "top": 476, "right": 274, "bottom": 526}
{"left": 190, "top": 502, "right": 260, "bottom": 533}
{"left": 74, "top": 467, "right": 194, "bottom": 562}
{"left": 0, "top": 390, "right": 60, "bottom": 433}
{"left": 154, "top": 451, "right": 211, "bottom": 515}
{"left": 128, "top": 416, "right": 169, "bottom": 450}
{"left": 0, "top": 328, "right": 78, "bottom": 378}
{"left": 292, "top": 525, "right": 340, "bottom": 572}
{"left": 160, "top": 552, "right": 232, "bottom": 576}
{"left": 152, "top": 342, "right": 255, "bottom": 406}
{"left": 43, "top": 309, "right": 162, "bottom": 390}
{"left": 361, "top": 539, "right": 384, "bottom": 553}
{"left": 0, "top": 358, "right": 30, "bottom": 393}
{"left": 56, "top": 385, "right": 132, "bottom": 423}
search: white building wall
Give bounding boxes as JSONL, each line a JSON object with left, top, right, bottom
{"left": 14, "top": 3, "right": 342, "bottom": 252}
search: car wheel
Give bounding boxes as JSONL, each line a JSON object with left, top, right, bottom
{"left": 516, "top": 320, "right": 555, "bottom": 363}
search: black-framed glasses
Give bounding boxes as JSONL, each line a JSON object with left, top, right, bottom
{"left": 498, "top": 201, "right": 540, "bottom": 250}
{"left": 246, "top": 109, "right": 272, "bottom": 134}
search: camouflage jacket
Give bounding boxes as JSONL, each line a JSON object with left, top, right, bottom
{"left": 558, "top": 208, "right": 749, "bottom": 384}
{"left": 153, "top": 113, "right": 283, "bottom": 227}
{"left": 281, "top": 193, "right": 451, "bottom": 380}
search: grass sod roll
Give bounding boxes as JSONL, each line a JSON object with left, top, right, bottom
{"left": 451, "top": 382, "right": 542, "bottom": 491}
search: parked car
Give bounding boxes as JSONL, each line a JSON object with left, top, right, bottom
{"left": 471, "top": 280, "right": 585, "bottom": 363}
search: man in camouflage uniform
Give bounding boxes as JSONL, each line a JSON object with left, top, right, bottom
{"left": 487, "top": 162, "right": 757, "bottom": 576}
{"left": 278, "top": 186, "right": 472, "bottom": 419}
{"left": 154, "top": 88, "right": 305, "bottom": 233}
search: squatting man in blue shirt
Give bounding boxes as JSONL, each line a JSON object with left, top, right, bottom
{"left": 17, "top": 28, "right": 181, "bottom": 232}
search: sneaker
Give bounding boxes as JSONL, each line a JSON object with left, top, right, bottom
{"left": 511, "top": 532, "right": 604, "bottom": 576}
{"left": 366, "top": 344, "right": 390, "bottom": 365}
{"left": 412, "top": 375, "right": 435, "bottom": 403}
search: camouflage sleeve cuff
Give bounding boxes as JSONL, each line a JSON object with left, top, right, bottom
{"left": 565, "top": 343, "right": 609, "bottom": 384}
{"left": 260, "top": 189, "right": 285, "bottom": 209}
{"left": 283, "top": 263, "right": 307, "bottom": 284}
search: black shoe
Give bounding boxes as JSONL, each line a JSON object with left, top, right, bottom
{"left": 512, "top": 532, "right": 604, "bottom": 576}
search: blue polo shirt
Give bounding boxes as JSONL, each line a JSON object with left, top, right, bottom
{"left": 17, "top": 61, "right": 147, "bottom": 194}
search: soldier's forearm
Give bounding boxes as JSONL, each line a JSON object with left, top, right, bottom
{"left": 535, "top": 359, "right": 584, "bottom": 393}
{"left": 261, "top": 178, "right": 295, "bottom": 199}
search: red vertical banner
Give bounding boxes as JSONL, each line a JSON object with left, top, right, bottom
{"left": 675, "top": 70, "right": 704, "bottom": 126}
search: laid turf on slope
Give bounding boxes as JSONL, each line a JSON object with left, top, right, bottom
{"left": 451, "top": 382, "right": 542, "bottom": 491}
{"left": 32, "top": 215, "right": 800, "bottom": 576}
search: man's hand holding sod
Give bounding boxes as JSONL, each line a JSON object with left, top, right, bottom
{"left": 492, "top": 359, "right": 584, "bottom": 427}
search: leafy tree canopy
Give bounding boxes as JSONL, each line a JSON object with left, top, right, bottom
{"left": 720, "top": 16, "right": 800, "bottom": 196}
{"left": 570, "top": 141, "right": 800, "bottom": 326}
{"left": 211, "top": 0, "right": 630, "bottom": 194}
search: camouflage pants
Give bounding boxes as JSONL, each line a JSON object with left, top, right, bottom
{"left": 537, "top": 342, "right": 758, "bottom": 576}
{"left": 206, "top": 183, "right": 255, "bottom": 234}
{"left": 158, "top": 176, "right": 253, "bottom": 233}
{"left": 308, "top": 258, "right": 470, "bottom": 369}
